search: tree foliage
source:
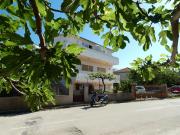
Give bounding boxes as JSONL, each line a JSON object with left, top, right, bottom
{"left": 89, "top": 72, "right": 115, "bottom": 93}
{"left": 119, "top": 80, "right": 132, "bottom": 93}
{"left": 129, "top": 55, "right": 180, "bottom": 86}
{"left": 0, "top": 0, "right": 84, "bottom": 111}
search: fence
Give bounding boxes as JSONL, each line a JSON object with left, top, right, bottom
{"left": 0, "top": 97, "right": 28, "bottom": 112}
{"left": 131, "top": 84, "right": 168, "bottom": 99}
{"left": 0, "top": 84, "right": 168, "bottom": 112}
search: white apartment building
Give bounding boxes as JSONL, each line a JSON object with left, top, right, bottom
{"left": 54, "top": 35, "right": 119, "bottom": 103}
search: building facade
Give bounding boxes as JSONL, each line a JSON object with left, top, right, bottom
{"left": 54, "top": 35, "right": 119, "bottom": 103}
{"left": 114, "top": 67, "right": 130, "bottom": 82}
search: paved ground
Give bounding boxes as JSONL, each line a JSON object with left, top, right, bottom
{"left": 1, "top": 98, "right": 180, "bottom": 135}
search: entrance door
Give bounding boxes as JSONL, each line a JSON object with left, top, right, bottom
{"left": 73, "top": 83, "right": 84, "bottom": 102}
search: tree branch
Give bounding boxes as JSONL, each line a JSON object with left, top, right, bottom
{"left": 136, "top": 1, "right": 149, "bottom": 18}
{"left": 170, "top": 20, "right": 179, "bottom": 63}
{"left": 9, "top": 80, "right": 26, "bottom": 95}
{"left": 171, "top": 3, "right": 180, "bottom": 21}
{"left": 44, "top": 1, "right": 77, "bottom": 15}
{"left": 29, "top": 0, "right": 47, "bottom": 60}
{"left": 170, "top": 3, "right": 180, "bottom": 63}
{"left": 44, "top": 1, "right": 65, "bottom": 13}
{"left": 4, "top": 77, "right": 26, "bottom": 95}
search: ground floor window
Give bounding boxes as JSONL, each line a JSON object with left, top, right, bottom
{"left": 52, "top": 80, "right": 69, "bottom": 95}
{"left": 75, "top": 83, "right": 94, "bottom": 94}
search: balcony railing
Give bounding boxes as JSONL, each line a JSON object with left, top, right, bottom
{"left": 80, "top": 48, "right": 119, "bottom": 65}
{"left": 75, "top": 72, "right": 117, "bottom": 84}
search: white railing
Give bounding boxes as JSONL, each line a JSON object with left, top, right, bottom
{"left": 75, "top": 72, "right": 117, "bottom": 84}
{"left": 80, "top": 48, "right": 119, "bottom": 65}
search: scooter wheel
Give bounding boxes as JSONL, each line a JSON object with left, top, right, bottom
{"left": 90, "top": 102, "right": 93, "bottom": 107}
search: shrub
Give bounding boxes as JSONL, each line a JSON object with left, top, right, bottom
{"left": 119, "top": 80, "right": 132, "bottom": 93}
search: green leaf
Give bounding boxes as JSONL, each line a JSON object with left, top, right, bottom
{"left": 80, "top": 0, "right": 88, "bottom": 9}
{"left": 24, "top": 24, "right": 33, "bottom": 44}
{"left": 149, "top": 27, "right": 156, "bottom": 42}
{"left": 102, "top": 32, "right": 111, "bottom": 47}
{"left": 36, "top": 0, "right": 46, "bottom": 16}
{"left": 61, "top": 0, "right": 80, "bottom": 13}
{"left": 122, "top": 35, "right": 130, "bottom": 43}
{"left": 165, "top": 45, "right": 171, "bottom": 52}
{"left": 102, "top": 8, "right": 115, "bottom": 21}
{"left": 24, "top": 13, "right": 36, "bottom": 30}
{"left": 166, "top": 30, "right": 173, "bottom": 40}
{"left": 143, "top": 36, "right": 150, "bottom": 51}
{"left": 0, "top": 0, "right": 13, "bottom": 9}
{"left": 0, "top": 32, "right": 33, "bottom": 46}
{"left": 159, "top": 30, "right": 167, "bottom": 45}
{"left": 65, "top": 43, "right": 84, "bottom": 55}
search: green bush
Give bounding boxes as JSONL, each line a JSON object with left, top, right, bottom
{"left": 119, "top": 80, "right": 132, "bottom": 93}
{"left": 113, "top": 83, "right": 119, "bottom": 93}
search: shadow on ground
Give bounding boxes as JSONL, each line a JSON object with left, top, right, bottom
{"left": 81, "top": 104, "right": 107, "bottom": 110}
{"left": 0, "top": 109, "right": 31, "bottom": 117}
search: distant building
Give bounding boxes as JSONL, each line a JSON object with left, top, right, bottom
{"left": 114, "top": 67, "right": 130, "bottom": 82}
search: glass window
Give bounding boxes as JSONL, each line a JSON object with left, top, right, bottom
{"left": 88, "top": 65, "right": 93, "bottom": 72}
{"left": 97, "top": 67, "right": 106, "bottom": 72}
{"left": 82, "top": 42, "right": 93, "bottom": 49}
{"left": 82, "top": 64, "right": 93, "bottom": 72}
{"left": 52, "top": 80, "right": 69, "bottom": 95}
{"left": 82, "top": 64, "right": 89, "bottom": 71}
{"left": 82, "top": 42, "right": 88, "bottom": 48}
{"left": 89, "top": 45, "right": 93, "bottom": 49}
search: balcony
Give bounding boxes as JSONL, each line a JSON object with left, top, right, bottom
{"left": 80, "top": 48, "right": 119, "bottom": 65}
{"left": 75, "top": 72, "right": 117, "bottom": 84}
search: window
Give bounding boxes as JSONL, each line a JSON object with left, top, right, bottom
{"left": 52, "top": 80, "right": 69, "bottom": 95}
{"left": 82, "top": 64, "right": 93, "bottom": 72}
{"left": 88, "top": 45, "right": 93, "bottom": 49}
{"left": 82, "top": 64, "right": 88, "bottom": 71}
{"left": 97, "top": 67, "right": 106, "bottom": 72}
{"left": 82, "top": 42, "right": 93, "bottom": 49}
{"left": 82, "top": 42, "right": 88, "bottom": 48}
{"left": 89, "top": 65, "right": 93, "bottom": 72}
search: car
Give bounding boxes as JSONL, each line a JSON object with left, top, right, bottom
{"left": 168, "top": 85, "right": 180, "bottom": 94}
{"left": 135, "top": 86, "right": 146, "bottom": 94}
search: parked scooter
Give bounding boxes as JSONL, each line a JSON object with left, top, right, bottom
{"left": 90, "top": 91, "right": 108, "bottom": 107}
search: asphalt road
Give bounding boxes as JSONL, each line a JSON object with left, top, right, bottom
{"left": 1, "top": 98, "right": 180, "bottom": 135}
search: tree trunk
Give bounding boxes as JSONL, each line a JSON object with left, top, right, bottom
{"left": 102, "top": 78, "right": 106, "bottom": 94}
{"left": 171, "top": 20, "right": 179, "bottom": 63}
{"left": 170, "top": 4, "right": 180, "bottom": 63}
{"left": 29, "top": 0, "right": 47, "bottom": 61}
